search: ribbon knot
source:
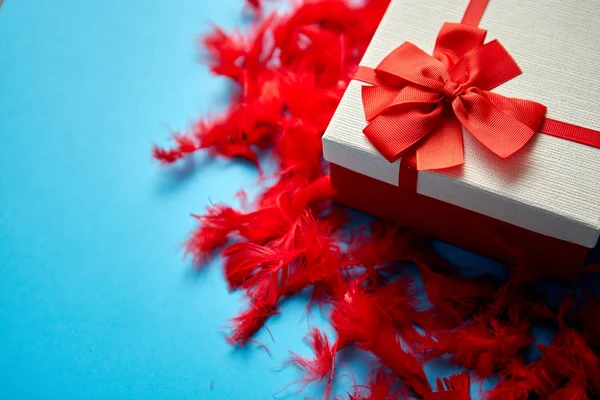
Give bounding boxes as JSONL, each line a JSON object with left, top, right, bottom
{"left": 358, "top": 23, "right": 547, "bottom": 171}
{"left": 442, "top": 80, "right": 462, "bottom": 101}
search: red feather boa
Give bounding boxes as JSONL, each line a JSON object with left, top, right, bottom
{"left": 154, "top": 0, "right": 600, "bottom": 398}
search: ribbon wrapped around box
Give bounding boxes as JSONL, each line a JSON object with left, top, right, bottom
{"left": 323, "top": 0, "right": 600, "bottom": 278}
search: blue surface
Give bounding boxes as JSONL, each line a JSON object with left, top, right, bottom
{"left": 0, "top": 1, "right": 508, "bottom": 399}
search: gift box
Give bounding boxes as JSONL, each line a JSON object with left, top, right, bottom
{"left": 323, "top": 0, "right": 600, "bottom": 277}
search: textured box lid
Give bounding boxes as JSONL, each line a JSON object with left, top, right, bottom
{"left": 323, "top": 0, "right": 600, "bottom": 248}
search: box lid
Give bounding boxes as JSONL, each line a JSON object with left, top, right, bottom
{"left": 323, "top": 0, "right": 600, "bottom": 248}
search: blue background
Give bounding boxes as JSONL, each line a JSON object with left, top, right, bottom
{"left": 0, "top": 1, "right": 530, "bottom": 398}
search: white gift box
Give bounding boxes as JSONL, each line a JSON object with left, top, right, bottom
{"left": 323, "top": 0, "right": 600, "bottom": 271}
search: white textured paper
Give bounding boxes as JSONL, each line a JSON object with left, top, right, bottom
{"left": 323, "top": 0, "right": 600, "bottom": 248}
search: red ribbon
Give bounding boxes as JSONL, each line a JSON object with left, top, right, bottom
{"left": 355, "top": 23, "right": 547, "bottom": 170}
{"left": 354, "top": 1, "right": 600, "bottom": 172}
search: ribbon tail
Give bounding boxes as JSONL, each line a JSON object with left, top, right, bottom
{"left": 461, "top": 0, "right": 489, "bottom": 27}
{"left": 453, "top": 90, "right": 546, "bottom": 158}
{"left": 416, "top": 109, "right": 464, "bottom": 170}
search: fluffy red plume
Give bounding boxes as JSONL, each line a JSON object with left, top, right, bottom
{"left": 538, "top": 323, "right": 600, "bottom": 397}
{"left": 424, "top": 372, "right": 471, "bottom": 400}
{"left": 428, "top": 316, "right": 532, "bottom": 378}
{"left": 331, "top": 285, "right": 431, "bottom": 397}
{"left": 222, "top": 242, "right": 299, "bottom": 290}
{"left": 345, "top": 369, "right": 403, "bottom": 400}
{"left": 486, "top": 359, "right": 554, "bottom": 400}
{"left": 288, "top": 328, "right": 337, "bottom": 397}
{"left": 185, "top": 205, "right": 242, "bottom": 266}
{"left": 246, "top": 0, "right": 262, "bottom": 12}
{"left": 371, "top": 276, "right": 430, "bottom": 346}
{"left": 415, "top": 261, "right": 498, "bottom": 329}
{"left": 227, "top": 299, "right": 279, "bottom": 345}
{"left": 153, "top": 134, "right": 198, "bottom": 164}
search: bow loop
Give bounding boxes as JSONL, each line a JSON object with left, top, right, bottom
{"left": 448, "top": 40, "right": 522, "bottom": 91}
{"left": 452, "top": 89, "right": 547, "bottom": 158}
{"left": 375, "top": 42, "right": 447, "bottom": 91}
{"left": 359, "top": 23, "right": 546, "bottom": 170}
{"left": 362, "top": 85, "right": 443, "bottom": 122}
{"left": 433, "top": 23, "right": 487, "bottom": 69}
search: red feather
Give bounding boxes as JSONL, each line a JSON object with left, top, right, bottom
{"left": 227, "top": 299, "right": 278, "bottom": 345}
{"left": 288, "top": 328, "right": 337, "bottom": 396}
{"left": 185, "top": 205, "right": 241, "bottom": 266}
{"left": 331, "top": 285, "right": 431, "bottom": 397}
{"left": 345, "top": 369, "right": 403, "bottom": 400}
{"left": 246, "top": 0, "right": 262, "bottom": 12}
{"left": 415, "top": 261, "right": 498, "bottom": 329}
{"left": 424, "top": 372, "right": 471, "bottom": 400}
{"left": 428, "top": 316, "right": 532, "bottom": 378}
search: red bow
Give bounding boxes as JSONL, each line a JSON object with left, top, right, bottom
{"left": 359, "top": 23, "right": 547, "bottom": 170}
